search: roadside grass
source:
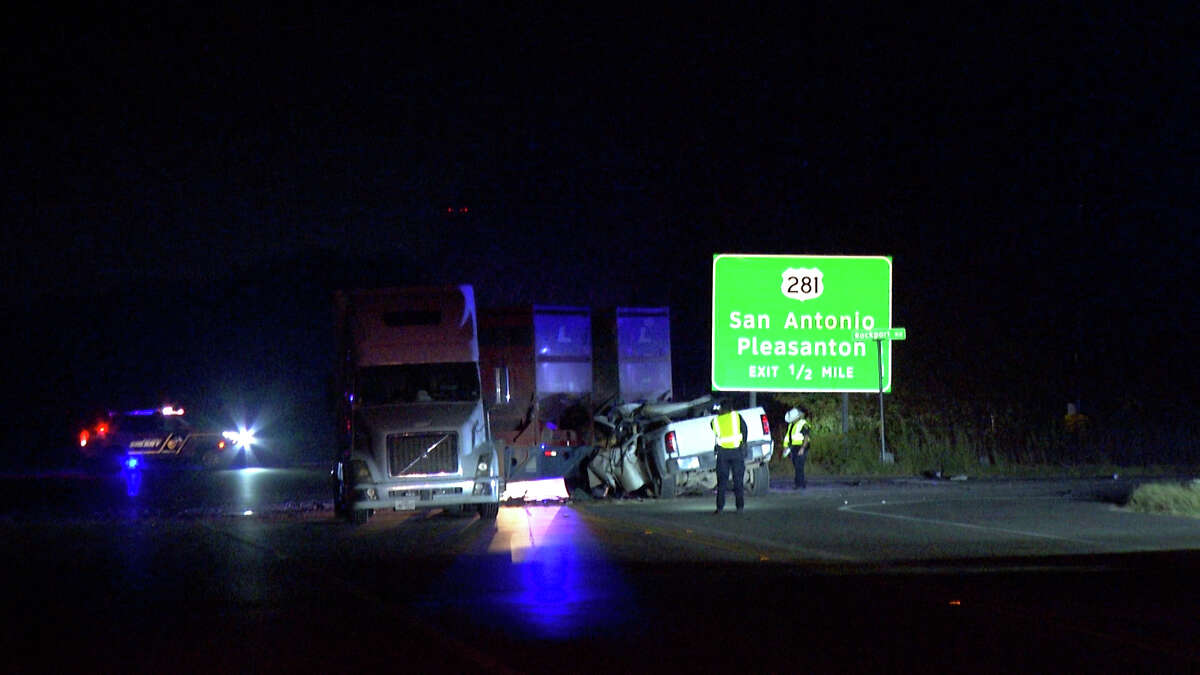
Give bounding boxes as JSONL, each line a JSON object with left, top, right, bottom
{"left": 1126, "top": 480, "right": 1200, "bottom": 518}
{"left": 769, "top": 430, "right": 1197, "bottom": 482}
{"left": 765, "top": 392, "right": 1199, "bottom": 482}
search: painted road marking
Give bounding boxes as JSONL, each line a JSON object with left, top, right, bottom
{"left": 838, "top": 497, "right": 1115, "bottom": 548}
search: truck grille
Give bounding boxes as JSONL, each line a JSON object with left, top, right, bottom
{"left": 387, "top": 432, "right": 459, "bottom": 476}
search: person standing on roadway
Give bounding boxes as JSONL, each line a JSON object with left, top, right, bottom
{"left": 783, "top": 407, "right": 811, "bottom": 489}
{"left": 711, "top": 402, "right": 748, "bottom": 514}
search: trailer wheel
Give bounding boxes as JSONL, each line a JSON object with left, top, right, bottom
{"left": 749, "top": 463, "right": 770, "bottom": 496}
{"left": 657, "top": 473, "right": 677, "bottom": 499}
{"left": 350, "top": 508, "right": 372, "bottom": 525}
{"left": 478, "top": 502, "right": 499, "bottom": 520}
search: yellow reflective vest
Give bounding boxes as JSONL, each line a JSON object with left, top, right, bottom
{"left": 711, "top": 412, "right": 744, "bottom": 449}
{"left": 786, "top": 419, "right": 810, "bottom": 447}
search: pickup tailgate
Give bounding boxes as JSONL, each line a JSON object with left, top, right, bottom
{"left": 671, "top": 408, "right": 771, "bottom": 459}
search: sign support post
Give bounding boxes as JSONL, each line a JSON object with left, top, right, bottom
{"left": 862, "top": 327, "right": 906, "bottom": 464}
{"left": 876, "top": 338, "right": 888, "bottom": 463}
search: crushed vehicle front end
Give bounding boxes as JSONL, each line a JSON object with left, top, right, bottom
{"left": 587, "top": 397, "right": 773, "bottom": 498}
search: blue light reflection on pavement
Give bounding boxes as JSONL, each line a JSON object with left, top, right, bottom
{"left": 417, "top": 504, "right": 633, "bottom": 641}
{"left": 121, "top": 456, "right": 142, "bottom": 497}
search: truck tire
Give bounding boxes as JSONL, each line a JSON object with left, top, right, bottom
{"left": 749, "top": 463, "right": 770, "bottom": 496}
{"left": 333, "top": 492, "right": 346, "bottom": 518}
{"left": 335, "top": 475, "right": 372, "bottom": 524}
{"left": 657, "top": 473, "right": 678, "bottom": 499}
{"left": 478, "top": 502, "right": 499, "bottom": 520}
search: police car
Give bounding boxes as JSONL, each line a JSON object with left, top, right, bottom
{"left": 78, "top": 405, "right": 254, "bottom": 470}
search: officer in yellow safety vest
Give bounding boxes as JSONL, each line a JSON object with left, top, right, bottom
{"left": 710, "top": 401, "right": 748, "bottom": 514}
{"left": 783, "top": 407, "right": 811, "bottom": 489}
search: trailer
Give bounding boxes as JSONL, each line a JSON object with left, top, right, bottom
{"left": 479, "top": 305, "right": 594, "bottom": 498}
{"left": 480, "top": 305, "right": 677, "bottom": 498}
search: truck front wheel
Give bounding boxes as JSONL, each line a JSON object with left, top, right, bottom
{"left": 478, "top": 502, "right": 499, "bottom": 520}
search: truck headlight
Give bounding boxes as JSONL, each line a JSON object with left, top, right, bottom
{"left": 349, "top": 459, "right": 370, "bottom": 482}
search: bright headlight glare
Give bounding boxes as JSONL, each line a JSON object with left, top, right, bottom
{"left": 222, "top": 428, "right": 256, "bottom": 449}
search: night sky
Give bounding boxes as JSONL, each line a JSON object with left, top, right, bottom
{"left": 4, "top": 3, "right": 1197, "bottom": 464}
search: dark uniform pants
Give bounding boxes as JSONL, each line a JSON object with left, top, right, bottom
{"left": 715, "top": 448, "right": 745, "bottom": 511}
{"left": 790, "top": 447, "right": 807, "bottom": 488}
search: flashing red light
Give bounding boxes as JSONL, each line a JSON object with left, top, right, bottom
{"left": 95, "top": 423, "right": 108, "bottom": 438}
{"left": 79, "top": 430, "right": 90, "bottom": 447}
{"left": 760, "top": 414, "right": 770, "bottom": 435}
{"left": 665, "top": 430, "right": 677, "bottom": 455}
{"left": 217, "top": 440, "right": 227, "bottom": 450}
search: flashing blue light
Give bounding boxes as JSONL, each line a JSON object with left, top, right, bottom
{"left": 125, "top": 457, "right": 140, "bottom": 470}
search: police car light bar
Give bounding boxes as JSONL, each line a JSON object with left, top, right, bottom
{"left": 122, "top": 406, "right": 185, "bottom": 416}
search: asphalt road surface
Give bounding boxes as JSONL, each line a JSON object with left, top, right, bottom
{"left": 2, "top": 465, "right": 1198, "bottom": 673}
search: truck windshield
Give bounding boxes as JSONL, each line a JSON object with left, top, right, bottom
{"left": 356, "top": 363, "right": 480, "bottom": 405}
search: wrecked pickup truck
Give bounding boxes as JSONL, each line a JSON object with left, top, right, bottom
{"left": 586, "top": 396, "right": 773, "bottom": 498}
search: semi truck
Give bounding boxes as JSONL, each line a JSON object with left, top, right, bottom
{"left": 331, "top": 286, "right": 502, "bottom": 524}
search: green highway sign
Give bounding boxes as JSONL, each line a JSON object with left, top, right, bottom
{"left": 712, "top": 254, "right": 899, "bottom": 393}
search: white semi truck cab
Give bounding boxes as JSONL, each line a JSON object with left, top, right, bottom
{"left": 332, "top": 285, "right": 501, "bottom": 524}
